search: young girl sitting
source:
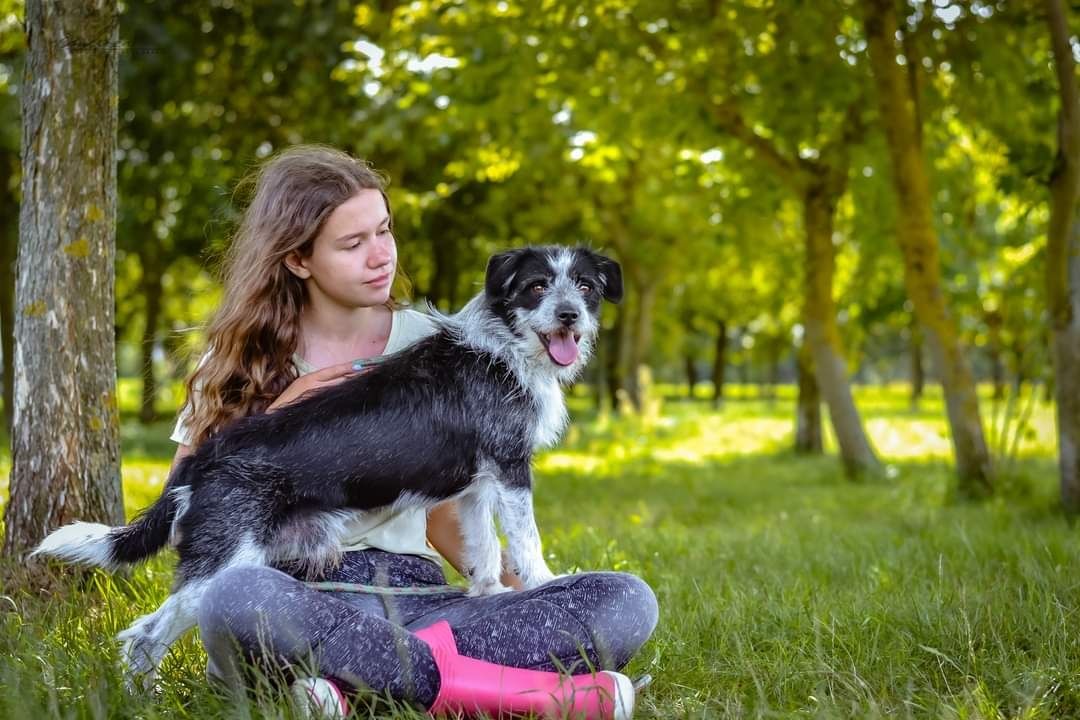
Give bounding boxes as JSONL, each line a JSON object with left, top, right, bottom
{"left": 168, "top": 144, "right": 658, "bottom": 718}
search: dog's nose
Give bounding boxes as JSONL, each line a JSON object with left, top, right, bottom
{"left": 556, "top": 305, "right": 579, "bottom": 326}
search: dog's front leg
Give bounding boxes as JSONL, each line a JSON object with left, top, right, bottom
{"left": 496, "top": 463, "right": 556, "bottom": 590}
{"left": 457, "top": 474, "right": 511, "bottom": 596}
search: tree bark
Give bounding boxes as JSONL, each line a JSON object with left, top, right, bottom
{"left": 863, "top": 0, "right": 993, "bottom": 497}
{"left": 605, "top": 305, "right": 624, "bottom": 410}
{"left": 624, "top": 280, "right": 656, "bottom": 410}
{"left": 684, "top": 353, "right": 698, "bottom": 399}
{"left": 986, "top": 309, "right": 1006, "bottom": 401}
{"left": 3, "top": 0, "right": 123, "bottom": 558}
{"left": 795, "top": 340, "right": 823, "bottom": 454}
{"left": 0, "top": 150, "right": 17, "bottom": 439}
{"left": 1043, "top": 0, "right": 1080, "bottom": 514}
{"left": 711, "top": 319, "right": 727, "bottom": 408}
{"left": 138, "top": 251, "right": 163, "bottom": 424}
{"left": 802, "top": 180, "right": 882, "bottom": 476}
{"left": 910, "top": 313, "right": 924, "bottom": 408}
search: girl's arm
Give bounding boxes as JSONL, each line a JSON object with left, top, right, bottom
{"left": 427, "top": 500, "right": 524, "bottom": 590}
{"left": 170, "top": 442, "right": 193, "bottom": 472}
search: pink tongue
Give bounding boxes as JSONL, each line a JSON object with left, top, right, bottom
{"left": 547, "top": 332, "right": 579, "bottom": 366}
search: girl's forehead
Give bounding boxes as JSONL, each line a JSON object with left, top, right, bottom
{"left": 323, "top": 190, "right": 389, "bottom": 236}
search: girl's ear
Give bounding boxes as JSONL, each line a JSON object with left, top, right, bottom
{"left": 284, "top": 251, "right": 311, "bottom": 279}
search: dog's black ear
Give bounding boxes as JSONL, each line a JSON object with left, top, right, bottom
{"left": 591, "top": 252, "right": 623, "bottom": 304}
{"left": 485, "top": 249, "right": 527, "bottom": 299}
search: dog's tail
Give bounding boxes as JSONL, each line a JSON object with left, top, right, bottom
{"left": 32, "top": 456, "right": 197, "bottom": 569}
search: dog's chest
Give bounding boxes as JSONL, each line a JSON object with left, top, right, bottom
{"left": 531, "top": 380, "right": 567, "bottom": 449}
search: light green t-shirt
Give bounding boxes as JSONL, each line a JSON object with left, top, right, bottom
{"left": 170, "top": 308, "right": 444, "bottom": 563}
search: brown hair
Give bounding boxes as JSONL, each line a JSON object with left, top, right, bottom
{"left": 180, "top": 144, "right": 411, "bottom": 448}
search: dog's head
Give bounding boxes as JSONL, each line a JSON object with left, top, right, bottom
{"left": 484, "top": 246, "right": 622, "bottom": 380}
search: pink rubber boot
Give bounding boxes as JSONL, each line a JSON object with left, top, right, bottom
{"left": 414, "top": 620, "right": 634, "bottom": 719}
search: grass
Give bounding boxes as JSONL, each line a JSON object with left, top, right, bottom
{"left": 1, "top": 380, "right": 1077, "bottom": 719}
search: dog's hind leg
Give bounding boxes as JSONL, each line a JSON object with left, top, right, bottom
{"left": 117, "top": 579, "right": 208, "bottom": 691}
{"left": 457, "top": 469, "right": 509, "bottom": 596}
{"left": 495, "top": 464, "right": 555, "bottom": 590}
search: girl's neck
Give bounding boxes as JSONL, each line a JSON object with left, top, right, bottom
{"left": 297, "top": 300, "right": 394, "bottom": 366}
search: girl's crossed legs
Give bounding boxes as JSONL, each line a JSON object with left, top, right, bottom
{"left": 196, "top": 550, "right": 659, "bottom": 710}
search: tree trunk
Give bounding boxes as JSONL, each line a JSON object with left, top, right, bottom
{"left": 764, "top": 337, "right": 780, "bottom": 403}
{"left": 1044, "top": 0, "right": 1080, "bottom": 514}
{"left": 0, "top": 150, "right": 18, "bottom": 440}
{"left": 624, "top": 281, "right": 656, "bottom": 410}
{"left": 711, "top": 319, "right": 727, "bottom": 408}
{"left": 3, "top": 0, "right": 123, "bottom": 558}
{"left": 802, "top": 180, "right": 881, "bottom": 477}
{"left": 795, "top": 340, "right": 823, "bottom": 454}
{"left": 864, "top": 0, "right": 993, "bottom": 497}
{"left": 605, "top": 305, "right": 624, "bottom": 410}
{"left": 138, "top": 252, "right": 163, "bottom": 424}
{"left": 684, "top": 353, "right": 698, "bottom": 399}
{"left": 986, "top": 310, "right": 1005, "bottom": 401}
{"left": 614, "top": 291, "right": 636, "bottom": 411}
{"left": 910, "top": 313, "right": 924, "bottom": 408}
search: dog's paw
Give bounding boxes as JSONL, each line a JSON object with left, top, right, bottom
{"left": 466, "top": 579, "right": 513, "bottom": 597}
{"left": 518, "top": 566, "right": 557, "bottom": 590}
{"left": 121, "top": 664, "right": 158, "bottom": 695}
{"left": 117, "top": 630, "right": 160, "bottom": 692}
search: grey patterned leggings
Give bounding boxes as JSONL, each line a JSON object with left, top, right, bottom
{"left": 197, "top": 550, "right": 659, "bottom": 709}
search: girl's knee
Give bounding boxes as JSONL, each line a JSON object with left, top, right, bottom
{"left": 574, "top": 572, "right": 658, "bottom": 626}
{"left": 197, "top": 565, "right": 295, "bottom": 639}
{"left": 566, "top": 572, "right": 659, "bottom": 668}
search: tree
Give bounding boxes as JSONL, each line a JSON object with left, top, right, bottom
{"left": 1041, "top": 0, "right": 1080, "bottom": 512}
{"left": 4, "top": 0, "right": 123, "bottom": 557}
{"left": 862, "top": 0, "right": 993, "bottom": 498}
{"left": 0, "top": 1, "right": 24, "bottom": 439}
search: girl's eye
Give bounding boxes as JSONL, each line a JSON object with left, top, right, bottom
{"left": 378, "top": 228, "right": 390, "bottom": 236}
{"left": 579, "top": 283, "right": 592, "bottom": 295}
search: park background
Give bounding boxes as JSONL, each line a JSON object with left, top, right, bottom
{"left": 1, "top": 0, "right": 1080, "bottom": 718}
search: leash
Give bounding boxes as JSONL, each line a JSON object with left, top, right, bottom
{"left": 305, "top": 581, "right": 467, "bottom": 596}
{"left": 350, "top": 354, "right": 395, "bottom": 371}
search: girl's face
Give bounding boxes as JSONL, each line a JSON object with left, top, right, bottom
{"left": 286, "top": 189, "right": 397, "bottom": 309}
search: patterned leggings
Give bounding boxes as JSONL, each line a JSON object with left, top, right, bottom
{"left": 197, "top": 550, "right": 659, "bottom": 709}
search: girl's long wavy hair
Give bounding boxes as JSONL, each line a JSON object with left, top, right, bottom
{"left": 180, "top": 145, "right": 410, "bottom": 448}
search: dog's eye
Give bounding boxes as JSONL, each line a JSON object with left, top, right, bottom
{"left": 578, "top": 283, "right": 592, "bottom": 295}
{"left": 531, "top": 283, "right": 546, "bottom": 296}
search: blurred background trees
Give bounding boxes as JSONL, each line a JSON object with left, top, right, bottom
{"left": 0, "top": 0, "right": 1075, "bottom": 506}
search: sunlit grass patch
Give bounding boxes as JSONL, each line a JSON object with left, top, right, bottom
{"left": 0, "top": 383, "right": 1075, "bottom": 718}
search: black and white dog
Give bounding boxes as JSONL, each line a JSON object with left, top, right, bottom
{"left": 33, "top": 245, "right": 622, "bottom": 688}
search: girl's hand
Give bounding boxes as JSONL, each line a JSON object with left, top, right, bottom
{"left": 266, "top": 361, "right": 362, "bottom": 413}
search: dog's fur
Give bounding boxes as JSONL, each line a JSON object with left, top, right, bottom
{"left": 33, "top": 245, "right": 622, "bottom": 689}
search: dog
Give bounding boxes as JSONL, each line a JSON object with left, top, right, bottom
{"left": 32, "top": 245, "right": 622, "bottom": 689}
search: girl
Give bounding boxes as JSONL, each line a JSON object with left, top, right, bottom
{"left": 168, "top": 145, "right": 658, "bottom": 718}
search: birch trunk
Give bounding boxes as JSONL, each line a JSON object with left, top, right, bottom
{"left": 3, "top": 0, "right": 123, "bottom": 558}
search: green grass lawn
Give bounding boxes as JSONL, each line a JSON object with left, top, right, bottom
{"left": 1, "top": 381, "right": 1076, "bottom": 719}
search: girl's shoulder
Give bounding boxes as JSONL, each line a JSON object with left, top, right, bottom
{"left": 387, "top": 306, "right": 440, "bottom": 353}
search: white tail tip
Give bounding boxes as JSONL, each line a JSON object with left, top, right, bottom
{"left": 32, "top": 521, "right": 117, "bottom": 568}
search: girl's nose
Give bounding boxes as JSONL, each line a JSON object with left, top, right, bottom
{"left": 369, "top": 233, "right": 393, "bottom": 267}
